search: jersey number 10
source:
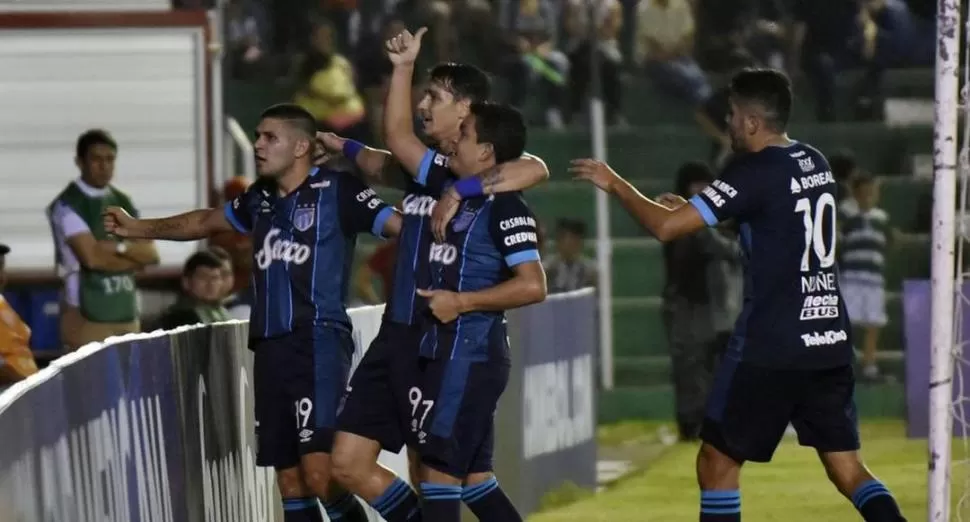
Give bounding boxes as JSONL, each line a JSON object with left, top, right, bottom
{"left": 794, "top": 193, "right": 837, "bottom": 272}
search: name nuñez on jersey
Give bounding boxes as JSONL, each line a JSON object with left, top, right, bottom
{"left": 255, "top": 228, "right": 311, "bottom": 270}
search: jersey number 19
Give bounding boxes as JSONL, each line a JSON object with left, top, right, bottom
{"left": 795, "top": 193, "right": 837, "bottom": 272}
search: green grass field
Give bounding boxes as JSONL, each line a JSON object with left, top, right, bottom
{"left": 530, "top": 420, "right": 970, "bottom": 522}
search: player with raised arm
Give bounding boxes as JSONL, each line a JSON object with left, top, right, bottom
{"left": 571, "top": 69, "right": 905, "bottom": 522}
{"left": 102, "top": 104, "right": 402, "bottom": 522}
{"left": 325, "top": 28, "right": 549, "bottom": 522}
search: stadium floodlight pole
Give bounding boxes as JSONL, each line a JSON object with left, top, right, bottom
{"left": 928, "top": 0, "right": 961, "bottom": 520}
{"left": 587, "top": 0, "right": 614, "bottom": 390}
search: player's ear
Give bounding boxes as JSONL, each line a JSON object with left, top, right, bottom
{"left": 294, "top": 135, "right": 312, "bottom": 158}
{"left": 479, "top": 142, "right": 494, "bottom": 163}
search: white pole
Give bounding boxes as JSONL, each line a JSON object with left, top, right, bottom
{"left": 928, "top": 0, "right": 961, "bottom": 519}
{"left": 208, "top": 6, "right": 226, "bottom": 195}
{"left": 587, "top": 1, "right": 614, "bottom": 390}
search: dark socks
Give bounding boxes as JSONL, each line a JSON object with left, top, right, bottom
{"left": 369, "top": 477, "right": 421, "bottom": 522}
{"left": 420, "top": 483, "right": 462, "bottom": 522}
{"left": 851, "top": 480, "right": 906, "bottom": 521}
{"left": 323, "top": 492, "right": 369, "bottom": 522}
{"left": 699, "top": 489, "right": 741, "bottom": 521}
{"left": 462, "top": 476, "right": 522, "bottom": 522}
{"left": 282, "top": 497, "right": 323, "bottom": 522}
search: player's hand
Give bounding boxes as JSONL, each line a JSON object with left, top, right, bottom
{"left": 102, "top": 206, "right": 138, "bottom": 238}
{"left": 314, "top": 131, "right": 346, "bottom": 166}
{"left": 569, "top": 159, "right": 621, "bottom": 193}
{"left": 655, "top": 193, "right": 688, "bottom": 209}
{"left": 431, "top": 187, "right": 461, "bottom": 242}
{"left": 385, "top": 27, "right": 428, "bottom": 66}
{"left": 416, "top": 288, "right": 462, "bottom": 323}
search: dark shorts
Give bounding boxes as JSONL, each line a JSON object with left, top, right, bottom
{"left": 412, "top": 321, "right": 511, "bottom": 478}
{"left": 251, "top": 323, "right": 354, "bottom": 469}
{"left": 336, "top": 320, "right": 423, "bottom": 452}
{"left": 702, "top": 360, "right": 860, "bottom": 463}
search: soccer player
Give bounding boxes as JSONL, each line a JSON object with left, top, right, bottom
{"left": 102, "top": 103, "right": 402, "bottom": 522}
{"left": 320, "top": 31, "right": 549, "bottom": 522}
{"left": 571, "top": 69, "right": 906, "bottom": 522}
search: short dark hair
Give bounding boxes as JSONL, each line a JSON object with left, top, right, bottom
{"left": 675, "top": 161, "right": 715, "bottom": 198}
{"left": 429, "top": 63, "right": 491, "bottom": 103}
{"left": 207, "top": 246, "right": 231, "bottom": 263}
{"left": 829, "top": 150, "right": 858, "bottom": 183}
{"left": 183, "top": 251, "right": 224, "bottom": 278}
{"left": 260, "top": 103, "right": 317, "bottom": 138}
{"left": 76, "top": 129, "right": 117, "bottom": 159}
{"left": 556, "top": 218, "right": 587, "bottom": 238}
{"left": 469, "top": 102, "right": 526, "bottom": 164}
{"left": 729, "top": 68, "right": 792, "bottom": 132}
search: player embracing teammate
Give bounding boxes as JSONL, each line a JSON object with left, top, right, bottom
{"left": 573, "top": 68, "right": 906, "bottom": 521}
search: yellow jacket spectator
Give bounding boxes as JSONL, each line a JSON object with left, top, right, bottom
{"left": 0, "top": 243, "right": 38, "bottom": 385}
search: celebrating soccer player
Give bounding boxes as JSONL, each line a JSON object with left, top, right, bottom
{"left": 102, "top": 103, "right": 402, "bottom": 522}
{"left": 322, "top": 28, "right": 549, "bottom": 522}
{"left": 571, "top": 69, "right": 906, "bottom": 522}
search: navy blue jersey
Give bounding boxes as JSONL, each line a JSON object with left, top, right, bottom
{"left": 689, "top": 142, "right": 852, "bottom": 369}
{"left": 223, "top": 167, "right": 394, "bottom": 339}
{"left": 421, "top": 192, "right": 541, "bottom": 359}
{"left": 384, "top": 149, "right": 452, "bottom": 325}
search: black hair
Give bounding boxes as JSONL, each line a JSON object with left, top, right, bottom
{"left": 852, "top": 172, "right": 877, "bottom": 190}
{"left": 183, "top": 251, "right": 225, "bottom": 278}
{"left": 469, "top": 102, "right": 526, "bottom": 164}
{"left": 260, "top": 103, "right": 317, "bottom": 138}
{"left": 429, "top": 63, "right": 491, "bottom": 103}
{"left": 729, "top": 68, "right": 793, "bottom": 132}
{"left": 76, "top": 129, "right": 117, "bottom": 159}
{"left": 674, "top": 161, "right": 715, "bottom": 198}
{"left": 829, "top": 150, "right": 858, "bottom": 184}
{"left": 556, "top": 218, "right": 587, "bottom": 238}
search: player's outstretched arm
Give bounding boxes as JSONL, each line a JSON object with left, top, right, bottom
{"left": 102, "top": 207, "right": 235, "bottom": 241}
{"left": 383, "top": 28, "right": 433, "bottom": 177}
{"left": 570, "top": 158, "right": 705, "bottom": 242}
{"left": 315, "top": 132, "right": 411, "bottom": 191}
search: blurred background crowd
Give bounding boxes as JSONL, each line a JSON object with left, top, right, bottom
{"left": 0, "top": 0, "right": 949, "bottom": 439}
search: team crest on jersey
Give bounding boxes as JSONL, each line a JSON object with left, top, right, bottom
{"left": 452, "top": 209, "right": 477, "bottom": 232}
{"left": 293, "top": 205, "right": 316, "bottom": 232}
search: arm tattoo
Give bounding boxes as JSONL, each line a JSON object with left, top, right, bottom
{"left": 479, "top": 164, "right": 506, "bottom": 195}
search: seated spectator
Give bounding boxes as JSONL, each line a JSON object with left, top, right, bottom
{"left": 209, "top": 176, "right": 253, "bottom": 295}
{"left": 544, "top": 219, "right": 598, "bottom": 293}
{"left": 208, "top": 246, "right": 252, "bottom": 320}
{"left": 634, "top": 0, "right": 713, "bottom": 132}
{"left": 506, "top": 0, "right": 569, "bottom": 130}
{"left": 0, "top": 243, "right": 38, "bottom": 385}
{"left": 564, "top": 0, "right": 625, "bottom": 126}
{"left": 293, "top": 20, "right": 371, "bottom": 142}
{"left": 155, "top": 251, "right": 230, "bottom": 330}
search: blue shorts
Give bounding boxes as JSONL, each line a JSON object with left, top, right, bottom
{"left": 702, "top": 361, "right": 860, "bottom": 463}
{"left": 412, "top": 320, "right": 511, "bottom": 478}
{"left": 336, "top": 320, "right": 423, "bottom": 452}
{"left": 251, "top": 323, "right": 354, "bottom": 469}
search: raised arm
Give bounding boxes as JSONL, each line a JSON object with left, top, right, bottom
{"left": 384, "top": 28, "right": 434, "bottom": 177}
{"left": 315, "top": 131, "right": 411, "bottom": 191}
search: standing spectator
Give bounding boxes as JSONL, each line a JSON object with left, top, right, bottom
{"left": 0, "top": 243, "right": 38, "bottom": 386}
{"left": 839, "top": 174, "right": 889, "bottom": 381}
{"left": 293, "top": 21, "right": 371, "bottom": 142}
{"left": 225, "top": 0, "right": 269, "bottom": 79}
{"left": 543, "top": 219, "right": 597, "bottom": 293}
{"left": 564, "top": 0, "right": 624, "bottom": 126}
{"left": 634, "top": 0, "right": 713, "bottom": 135}
{"left": 354, "top": 241, "right": 398, "bottom": 304}
{"left": 661, "top": 162, "right": 740, "bottom": 441}
{"left": 830, "top": 150, "right": 860, "bottom": 211}
{"left": 47, "top": 130, "right": 159, "bottom": 350}
{"left": 154, "top": 251, "right": 231, "bottom": 330}
{"left": 505, "top": 0, "right": 570, "bottom": 129}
